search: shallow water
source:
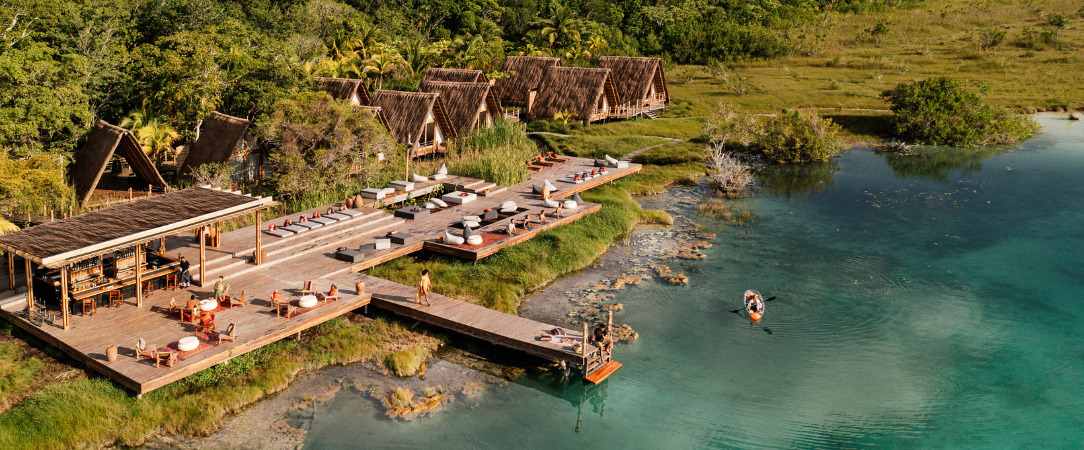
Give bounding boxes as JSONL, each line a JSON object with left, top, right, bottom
{"left": 303, "top": 115, "right": 1084, "bottom": 448}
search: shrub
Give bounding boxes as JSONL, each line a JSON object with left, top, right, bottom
{"left": 880, "top": 77, "right": 1040, "bottom": 147}
{"left": 447, "top": 120, "right": 535, "bottom": 186}
{"left": 384, "top": 346, "right": 429, "bottom": 377}
{"left": 752, "top": 111, "right": 842, "bottom": 163}
{"left": 388, "top": 387, "right": 413, "bottom": 408}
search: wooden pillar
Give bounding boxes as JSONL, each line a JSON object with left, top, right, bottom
{"left": 159, "top": 237, "right": 166, "bottom": 255}
{"left": 60, "top": 265, "right": 70, "bottom": 329}
{"left": 254, "top": 211, "right": 263, "bottom": 265}
{"left": 198, "top": 226, "right": 206, "bottom": 287}
{"left": 24, "top": 259, "right": 34, "bottom": 312}
{"left": 135, "top": 243, "right": 143, "bottom": 307}
{"left": 7, "top": 251, "right": 13, "bottom": 290}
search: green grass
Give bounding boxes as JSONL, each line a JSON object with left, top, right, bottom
{"left": 0, "top": 317, "right": 439, "bottom": 448}
{"left": 0, "top": 343, "right": 42, "bottom": 408}
{"left": 534, "top": 134, "right": 671, "bottom": 160}
{"left": 385, "top": 346, "right": 431, "bottom": 377}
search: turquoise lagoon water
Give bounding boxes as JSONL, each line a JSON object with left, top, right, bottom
{"left": 303, "top": 115, "right": 1084, "bottom": 448}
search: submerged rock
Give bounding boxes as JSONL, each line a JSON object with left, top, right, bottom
{"left": 601, "top": 303, "right": 624, "bottom": 312}
{"left": 663, "top": 273, "right": 689, "bottom": 285}
{"left": 614, "top": 323, "right": 639, "bottom": 341}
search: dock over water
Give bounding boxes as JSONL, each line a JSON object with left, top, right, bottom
{"left": 0, "top": 157, "right": 633, "bottom": 394}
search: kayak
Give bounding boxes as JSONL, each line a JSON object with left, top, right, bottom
{"left": 744, "top": 290, "right": 764, "bottom": 324}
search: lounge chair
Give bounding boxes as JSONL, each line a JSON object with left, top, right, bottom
{"left": 228, "top": 291, "right": 246, "bottom": 308}
{"left": 546, "top": 151, "right": 571, "bottom": 163}
{"left": 218, "top": 323, "right": 237, "bottom": 344}
{"left": 136, "top": 338, "right": 157, "bottom": 362}
{"left": 194, "top": 313, "right": 216, "bottom": 332}
{"left": 532, "top": 155, "right": 558, "bottom": 167}
{"left": 155, "top": 350, "right": 178, "bottom": 368}
{"left": 302, "top": 280, "right": 319, "bottom": 296}
{"left": 180, "top": 299, "right": 199, "bottom": 322}
{"left": 323, "top": 285, "right": 341, "bottom": 301}
{"left": 524, "top": 160, "right": 543, "bottom": 173}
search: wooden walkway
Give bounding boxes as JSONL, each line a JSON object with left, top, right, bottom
{"left": 363, "top": 275, "right": 593, "bottom": 364}
{"left": 0, "top": 157, "right": 639, "bottom": 394}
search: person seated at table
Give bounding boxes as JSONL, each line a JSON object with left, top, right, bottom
{"left": 212, "top": 276, "right": 229, "bottom": 300}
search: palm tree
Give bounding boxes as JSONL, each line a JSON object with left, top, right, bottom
{"left": 533, "top": 3, "right": 583, "bottom": 49}
{"left": 120, "top": 108, "right": 152, "bottom": 130}
{"left": 586, "top": 35, "right": 608, "bottom": 54}
{"left": 564, "top": 46, "right": 592, "bottom": 66}
{"left": 0, "top": 217, "right": 19, "bottom": 235}
{"left": 136, "top": 119, "right": 181, "bottom": 165}
{"left": 401, "top": 40, "right": 439, "bottom": 75}
{"left": 364, "top": 52, "right": 403, "bottom": 90}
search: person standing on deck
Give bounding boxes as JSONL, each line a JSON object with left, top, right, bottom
{"left": 213, "top": 276, "right": 229, "bottom": 300}
{"left": 177, "top": 256, "right": 191, "bottom": 288}
{"left": 416, "top": 269, "right": 432, "bottom": 306}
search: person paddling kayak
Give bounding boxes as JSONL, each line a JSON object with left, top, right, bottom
{"left": 744, "top": 290, "right": 764, "bottom": 324}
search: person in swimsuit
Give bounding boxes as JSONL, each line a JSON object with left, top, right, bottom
{"left": 416, "top": 269, "right": 432, "bottom": 306}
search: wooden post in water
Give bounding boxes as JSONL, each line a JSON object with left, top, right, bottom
{"left": 60, "top": 265, "right": 70, "bottom": 329}
{"left": 128, "top": 188, "right": 133, "bottom": 201}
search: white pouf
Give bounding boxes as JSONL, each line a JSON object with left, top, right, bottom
{"left": 466, "top": 235, "right": 483, "bottom": 245}
{"left": 445, "top": 231, "right": 465, "bottom": 245}
{"left": 432, "top": 198, "right": 448, "bottom": 208}
{"left": 563, "top": 200, "right": 577, "bottom": 209}
{"left": 177, "top": 336, "right": 199, "bottom": 352}
{"left": 437, "top": 163, "right": 448, "bottom": 175}
{"left": 412, "top": 173, "right": 428, "bottom": 182}
{"left": 431, "top": 173, "right": 447, "bottom": 180}
{"left": 298, "top": 295, "right": 318, "bottom": 308}
{"left": 424, "top": 202, "right": 437, "bottom": 209}
{"left": 463, "top": 215, "right": 481, "bottom": 222}
{"left": 543, "top": 199, "right": 560, "bottom": 208}
{"left": 199, "top": 299, "right": 217, "bottom": 311}
{"left": 500, "top": 208, "right": 517, "bottom": 214}
{"left": 462, "top": 220, "right": 480, "bottom": 228}
{"left": 500, "top": 201, "right": 517, "bottom": 210}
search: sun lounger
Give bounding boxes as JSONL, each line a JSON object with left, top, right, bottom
{"left": 281, "top": 225, "right": 309, "bottom": 234}
{"left": 338, "top": 209, "right": 364, "bottom": 217}
{"left": 293, "top": 221, "right": 322, "bottom": 229}
{"left": 264, "top": 228, "right": 294, "bottom": 238}
{"left": 310, "top": 217, "right": 336, "bottom": 225}
{"left": 325, "top": 212, "right": 350, "bottom": 221}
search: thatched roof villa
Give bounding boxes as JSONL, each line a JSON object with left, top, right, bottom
{"left": 421, "top": 68, "right": 488, "bottom": 84}
{"left": 493, "top": 56, "right": 562, "bottom": 109}
{"left": 526, "top": 66, "right": 619, "bottom": 124}
{"left": 418, "top": 81, "right": 502, "bottom": 136}
{"left": 315, "top": 77, "right": 371, "bottom": 106}
{"left": 596, "top": 56, "right": 669, "bottom": 117}
{"left": 369, "top": 90, "right": 458, "bottom": 157}
{"left": 70, "top": 121, "right": 169, "bottom": 207}
{"left": 177, "top": 112, "right": 262, "bottom": 184}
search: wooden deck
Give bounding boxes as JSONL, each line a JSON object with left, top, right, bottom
{"left": 364, "top": 275, "right": 593, "bottom": 364}
{"left": 0, "top": 270, "right": 372, "bottom": 395}
{"left": 0, "top": 157, "right": 639, "bottom": 394}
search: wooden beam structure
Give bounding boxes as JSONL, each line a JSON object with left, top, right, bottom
{"left": 135, "top": 243, "right": 143, "bottom": 307}
{"left": 24, "top": 258, "right": 33, "bottom": 312}
{"left": 254, "top": 211, "right": 262, "bottom": 265}
{"left": 7, "top": 251, "right": 13, "bottom": 290}
{"left": 198, "top": 226, "right": 206, "bottom": 287}
{"left": 60, "top": 266, "right": 70, "bottom": 329}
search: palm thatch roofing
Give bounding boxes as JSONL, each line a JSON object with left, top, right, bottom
{"left": 596, "top": 56, "right": 669, "bottom": 104}
{"left": 71, "top": 121, "right": 168, "bottom": 208}
{"left": 315, "top": 77, "right": 371, "bottom": 105}
{"left": 358, "top": 105, "right": 392, "bottom": 131}
{"left": 421, "top": 68, "right": 487, "bottom": 84}
{"left": 369, "top": 90, "right": 458, "bottom": 146}
{"left": 0, "top": 187, "right": 274, "bottom": 268}
{"left": 527, "top": 66, "right": 618, "bottom": 124}
{"left": 418, "top": 81, "right": 502, "bottom": 135}
{"left": 494, "top": 56, "right": 562, "bottom": 107}
{"left": 178, "top": 112, "right": 251, "bottom": 180}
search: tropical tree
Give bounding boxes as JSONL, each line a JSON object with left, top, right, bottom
{"left": 531, "top": 2, "right": 584, "bottom": 49}
{"left": 401, "top": 39, "right": 440, "bottom": 75}
{"left": 364, "top": 51, "right": 403, "bottom": 90}
{"left": 136, "top": 119, "right": 181, "bottom": 164}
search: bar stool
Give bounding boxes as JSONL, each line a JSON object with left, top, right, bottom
{"left": 165, "top": 274, "right": 178, "bottom": 291}
{"left": 141, "top": 280, "right": 155, "bottom": 296}
{"left": 81, "top": 297, "right": 97, "bottom": 316}
{"left": 108, "top": 290, "right": 122, "bottom": 308}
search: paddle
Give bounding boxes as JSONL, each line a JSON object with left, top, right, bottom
{"left": 729, "top": 296, "right": 776, "bottom": 314}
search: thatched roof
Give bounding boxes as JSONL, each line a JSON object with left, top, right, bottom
{"left": 0, "top": 187, "right": 273, "bottom": 268}
{"left": 369, "top": 90, "right": 458, "bottom": 147}
{"left": 358, "top": 105, "right": 391, "bottom": 131}
{"left": 315, "top": 77, "right": 371, "bottom": 105}
{"left": 421, "top": 68, "right": 487, "bottom": 84}
{"left": 178, "top": 112, "right": 251, "bottom": 180}
{"left": 71, "top": 121, "right": 168, "bottom": 208}
{"left": 418, "top": 81, "right": 502, "bottom": 135}
{"left": 596, "top": 56, "right": 669, "bottom": 104}
{"left": 494, "top": 56, "right": 562, "bottom": 107}
{"left": 527, "top": 66, "right": 618, "bottom": 124}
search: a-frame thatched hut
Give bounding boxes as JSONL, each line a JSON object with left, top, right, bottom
{"left": 315, "top": 77, "right": 371, "bottom": 106}
{"left": 178, "top": 111, "right": 262, "bottom": 184}
{"left": 421, "top": 68, "right": 488, "bottom": 84}
{"left": 418, "top": 81, "right": 502, "bottom": 136}
{"left": 596, "top": 56, "right": 669, "bottom": 117}
{"left": 369, "top": 90, "right": 458, "bottom": 157}
{"left": 493, "top": 56, "right": 562, "bottom": 110}
{"left": 71, "top": 121, "right": 169, "bottom": 207}
{"left": 526, "top": 66, "right": 619, "bottom": 124}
